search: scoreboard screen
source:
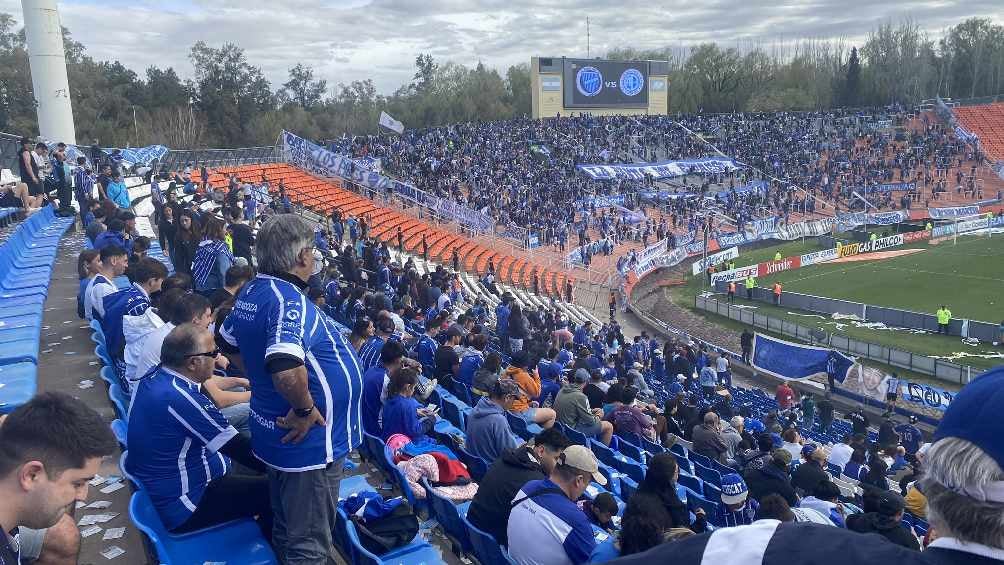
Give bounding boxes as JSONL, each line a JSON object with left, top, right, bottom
{"left": 562, "top": 59, "right": 650, "bottom": 108}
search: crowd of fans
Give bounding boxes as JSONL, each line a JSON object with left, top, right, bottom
{"left": 332, "top": 107, "right": 985, "bottom": 255}
{"left": 59, "top": 176, "right": 1001, "bottom": 563}
{"left": 0, "top": 103, "right": 999, "bottom": 564}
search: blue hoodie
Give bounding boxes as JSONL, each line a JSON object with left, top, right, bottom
{"left": 465, "top": 397, "right": 518, "bottom": 463}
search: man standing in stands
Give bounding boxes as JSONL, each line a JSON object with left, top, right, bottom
{"left": 773, "top": 281, "right": 783, "bottom": 306}
{"left": 936, "top": 305, "right": 952, "bottom": 335}
{"left": 744, "top": 274, "right": 755, "bottom": 300}
{"left": 727, "top": 280, "right": 736, "bottom": 303}
{"left": 219, "top": 215, "right": 364, "bottom": 564}
{"left": 740, "top": 328, "right": 753, "bottom": 365}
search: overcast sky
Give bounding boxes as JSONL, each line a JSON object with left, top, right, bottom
{"left": 1, "top": 0, "right": 1001, "bottom": 94}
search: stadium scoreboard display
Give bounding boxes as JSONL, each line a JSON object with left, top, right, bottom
{"left": 563, "top": 59, "right": 649, "bottom": 108}
{"left": 531, "top": 56, "right": 669, "bottom": 118}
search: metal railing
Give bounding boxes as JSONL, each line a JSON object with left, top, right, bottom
{"left": 158, "top": 146, "right": 281, "bottom": 171}
{"left": 695, "top": 294, "right": 976, "bottom": 384}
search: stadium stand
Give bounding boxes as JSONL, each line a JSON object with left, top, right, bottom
{"left": 0, "top": 207, "right": 75, "bottom": 413}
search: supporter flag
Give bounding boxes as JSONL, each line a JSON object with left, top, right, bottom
{"left": 378, "top": 111, "right": 405, "bottom": 134}
{"left": 529, "top": 141, "right": 552, "bottom": 163}
{"left": 751, "top": 334, "right": 854, "bottom": 383}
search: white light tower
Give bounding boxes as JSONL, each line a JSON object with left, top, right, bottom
{"left": 21, "top": 0, "right": 76, "bottom": 144}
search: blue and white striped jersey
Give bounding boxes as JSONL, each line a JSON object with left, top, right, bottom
{"left": 125, "top": 366, "right": 237, "bottom": 530}
{"left": 219, "top": 274, "right": 364, "bottom": 471}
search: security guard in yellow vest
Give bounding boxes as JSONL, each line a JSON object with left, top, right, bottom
{"left": 936, "top": 305, "right": 952, "bottom": 335}
{"left": 745, "top": 275, "right": 755, "bottom": 300}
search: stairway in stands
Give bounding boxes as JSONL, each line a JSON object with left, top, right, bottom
{"left": 204, "top": 163, "right": 577, "bottom": 299}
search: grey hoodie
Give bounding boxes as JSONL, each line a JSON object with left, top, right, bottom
{"left": 466, "top": 397, "right": 518, "bottom": 463}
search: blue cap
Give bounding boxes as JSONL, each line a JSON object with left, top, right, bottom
{"left": 745, "top": 419, "right": 765, "bottom": 433}
{"left": 934, "top": 366, "right": 1004, "bottom": 474}
{"left": 770, "top": 433, "right": 783, "bottom": 449}
{"left": 720, "top": 473, "right": 748, "bottom": 505}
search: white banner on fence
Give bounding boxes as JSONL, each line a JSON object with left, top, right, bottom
{"left": 799, "top": 247, "right": 839, "bottom": 267}
{"left": 634, "top": 247, "right": 689, "bottom": 278}
{"left": 928, "top": 205, "right": 980, "bottom": 219}
{"left": 710, "top": 263, "right": 759, "bottom": 285}
{"left": 773, "top": 218, "right": 835, "bottom": 241}
{"left": 957, "top": 216, "right": 991, "bottom": 234}
{"left": 691, "top": 246, "right": 740, "bottom": 276}
{"left": 378, "top": 111, "right": 405, "bottom": 134}
{"left": 870, "top": 233, "right": 904, "bottom": 251}
{"left": 637, "top": 238, "right": 671, "bottom": 263}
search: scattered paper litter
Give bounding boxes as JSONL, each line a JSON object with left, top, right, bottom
{"left": 88, "top": 475, "right": 106, "bottom": 486}
{"left": 78, "top": 380, "right": 94, "bottom": 390}
{"left": 86, "top": 500, "right": 113, "bottom": 509}
{"left": 99, "top": 482, "right": 125, "bottom": 494}
{"left": 102, "top": 527, "right": 125, "bottom": 540}
{"left": 80, "top": 525, "right": 102, "bottom": 538}
{"left": 100, "top": 546, "right": 125, "bottom": 560}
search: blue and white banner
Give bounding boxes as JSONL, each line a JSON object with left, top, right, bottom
{"left": 847, "top": 182, "right": 916, "bottom": 195}
{"left": 716, "top": 231, "right": 748, "bottom": 248}
{"left": 928, "top": 205, "right": 980, "bottom": 219}
{"left": 691, "top": 246, "right": 739, "bottom": 276}
{"left": 751, "top": 334, "right": 855, "bottom": 383}
{"left": 993, "top": 161, "right": 1004, "bottom": 182}
{"left": 633, "top": 246, "right": 688, "bottom": 277}
{"left": 577, "top": 156, "right": 743, "bottom": 181}
{"left": 112, "top": 145, "right": 170, "bottom": 169}
{"left": 354, "top": 156, "right": 382, "bottom": 172}
{"left": 901, "top": 381, "right": 954, "bottom": 412}
{"left": 835, "top": 210, "right": 909, "bottom": 230}
{"left": 954, "top": 125, "right": 978, "bottom": 146}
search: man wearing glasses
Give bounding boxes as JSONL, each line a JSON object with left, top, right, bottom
{"left": 125, "top": 324, "right": 271, "bottom": 536}
{"left": 218, "top": 214, "right": 364, "bottom": 564}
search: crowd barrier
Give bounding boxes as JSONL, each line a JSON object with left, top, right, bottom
{"left": 695, "top": 295, "right": 976, "bottom": 384}
{"left": 715, "top": 283, "right": 1002, "bottom": 343}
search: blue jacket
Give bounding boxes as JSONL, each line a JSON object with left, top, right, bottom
{"left": 381, "top": 395, "right": 427, "bottom": 442}
{"left": 107, "top": 180, "right": 131, "bottom": 209}
{"left": 465, "top": 397, "right": 517, "bottom": 463}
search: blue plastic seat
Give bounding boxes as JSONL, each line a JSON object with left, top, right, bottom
{"left": 0, "top": 362, "right": 37, "bottom": 414}
{"left": 619, "top": 476, "right": 638, "bottom": 500}
{"left": 670, "top": 443, "right": 688, "bottom": 458}
{"left": 689, "top": 451, "right": 712, "bottom": 469}
{"left": 350, "top": 514, "right": 440, "bottom": 565}
{"left": 616, "top": 435, "right": 646, "bottom": 464}
{"left": 111, "top": 419, "right": 128, "bottom": 448}
{"left": 694, "top": 462, "right": 723, "bottom": 488}
{"left": 0, "top": 334, "right": 38, "bottom": 366}
{"left": 677, "top": 473, "right": 703, "bottom": 496}
{"left": 423, "top": 478, "right": 473, "bottom": 554}
{"left": 108, "top": 383, "right": 130, "bottom": 420}
{"left": 562, "top": 424, "right": 588, "bottom": 446}
{"left": 464, "top": 515, "right": 514, "bottom": 565}
{"left": 129, "top": 490, "right": 278, "bottom": 565}
{"left": 616, "top": 458, "right": 646, "bottom": 484}
{"left": 686, "top": 489, "right": 723, "bottom": 528}
{"left": 456, "top": 445, "right": 488, "bottom": 482}
{"left": 590, "top": 439, "right": 619, "bottom": 469}
{"left": 338, "top": 475, "right": 376, "bottom": 500}
{"left": 639, "top": 436, "right": 666, "bottom": 455}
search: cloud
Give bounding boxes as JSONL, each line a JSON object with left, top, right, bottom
{"left": 1, "top": 0, "right": 999, "bottom": 94}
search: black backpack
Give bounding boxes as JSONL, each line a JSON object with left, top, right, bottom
{"left": 350, "top": 501, "right": 420, "bottom": 555}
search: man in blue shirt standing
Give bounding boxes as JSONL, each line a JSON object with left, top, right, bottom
{"left": 219, "top": 215, "right": 364, "bottom": 564}
{"left": 127, "top": 324, "right": 270, "bottom": 534}
{"left": 895, "top": 415, "right": 923, "bottom": 458}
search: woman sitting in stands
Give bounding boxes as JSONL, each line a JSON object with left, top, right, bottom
{"left": 381, "top": 367, "right": 437, "bottom": 443}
